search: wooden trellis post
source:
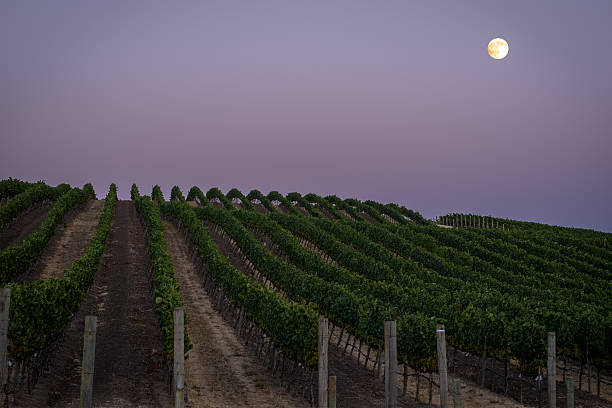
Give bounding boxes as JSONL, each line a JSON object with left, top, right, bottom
{"left": 0, "top": 289, "right": 11, "bottom": 388}
{"left": 318, "top": 315, "right": 329, "bottom": 408}
{"left": 548, "top": 332, "right": 556, "bottom": 408}
{"left": 567, "top": 377, "right": 574, "bottom": 408}
{"left": 80, "top": 316, "right": 97, "bottom": 408}
{"left": 384, "top": 321, "right": 397, "bottom": 408}
{"left": 329, "top": 375, "right": 336, "bottom": 408}
{"left": 174, "top": 308, "right": 185, "bottom": 408}
{"left": 437, "top": 324, "right": 449, "bottom": 408}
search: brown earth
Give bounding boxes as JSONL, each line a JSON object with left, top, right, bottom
{"left": 163, "top": 220, "right": 308, "bottom": 408}
{"left": 16, "top": 201, "right": 170, "bottom": 407}
{"left": 26, "top": 200, "right": 105, "bottom": 281}
{"left": 0, "top": 201, "right": 53, "bottom": 250}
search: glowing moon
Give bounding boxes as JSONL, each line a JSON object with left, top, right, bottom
{"left": 488, "top": 38, "right": 509, "bottom": 59}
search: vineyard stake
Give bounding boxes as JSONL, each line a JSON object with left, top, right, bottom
{"left": 566, "top": 377, "right": 574, "bottom": 408}
{"left": 174, "top": 308, "right": 185, "bottom": 408}
{"left": 384, "top": 320, "right": 397, "bottom": 408}
{"left": 437, "top": 324, "right": 449, "bottom": 408}
{"left": 0, "top": 289, "right": 10, "bottom": 389}
{"left": 453, "top": 379, "right": 462, "bottom": 408}
{"left": 80, "top": 315, "right": 97, "bottom": 408}
{"left": 329, "top": 375, "right": 336, "bottom": 408}
{"left": 548, "top": 332, "right": 556, "bottom": 408}
{"left": 318, "top": 315, "right": 329, "bottom": 408}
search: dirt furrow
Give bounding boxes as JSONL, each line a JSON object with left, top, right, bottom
{"left": 163, "top": 220, "right": 308, "bottom": 408}
{"left": 17, "top": 201, "right": 170, "bottom": 407}
{"left": 27, "top": 200, "right": 105, "bottom": 281}
{"left": 0, "top": 201, "right": 53, "bottom": 250}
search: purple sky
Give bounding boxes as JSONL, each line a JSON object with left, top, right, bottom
{"left": 1, "top": 1, "right": 611, "bottom": 231}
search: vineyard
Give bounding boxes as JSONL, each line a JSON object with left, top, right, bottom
{"left": 0, "top": 177, "right": 610, "bottom": 407}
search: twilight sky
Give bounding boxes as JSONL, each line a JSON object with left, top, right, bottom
{"left": 1, "top": 1, "right": 611, "bottom": 231}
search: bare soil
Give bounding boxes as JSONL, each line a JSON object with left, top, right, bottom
{"left": 163, "top": 220, "right": 308, "bottom": 408}
{"left": 0, "top": 202, "right": 53, "bottom": 250}
{"left": 26, "top": 200, "right": 105, "bottom": 281}
{"left": 16, "top": 201, "right": 170, "bottom": 407}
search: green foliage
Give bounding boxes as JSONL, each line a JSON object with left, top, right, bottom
{"left": 82, "top": 183, "right": 96, "bottom": 199}
{"left": 0, "top": 186, "right": 94, "bottom": 284}
{"left": 7, "top": 184, "right": 117, "bottom": 357}
{"left": 161, "top": 201, "right": 318, "bottom": 365}
{"left": 226, "top": 188, "right": 255, "bottom": 211}
{"left": 170, "top": 186, "right": 185, "bottom": 202}
{"left": 230, "top": 209, "right": 438, "bottom": 368}
{"left": 131, "top": 184, "right": 140, "bottom": 200}
{"left": 0, "top": 178, "right": 34, "bottom": 200}
{"left": 286, "top": 192, "right": 324, "bottom": 217}
{"left": 0, "top": 183, "right": 62, "bottom": 231}
{"left": 304, "top": 193, "right": 343, "bottom": 219}
{"left": 206, "top": 187, "right": 233, "bottom": 210}
{"left": 323, "top": 195, "right": 364, "bottom": 221}
{"left": 246, "top": 189, "right": 276, "bottom": 212}
{"left": 267, "top": 191, "right": 300, "bottom": 215}
{"left": 134, "top": 195, "right": 192, "bottom": 358}
{"left": 152, "top": 185, "right": 165, "bottom": 203}
{"left": 186, "top": 186, "right": 210, "bottom": 205}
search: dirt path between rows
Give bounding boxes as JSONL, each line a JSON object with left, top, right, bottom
{"left": 27, "top": 200, "right": 105, "bottom": 281}
{"left": 163, "top": 220, "right": 309, "bottom": 408}
{"left": 16, "top": 201, "right": 170, "bottom": 407}
{"left": 0, "top": 201, "right": 53, "bottom": 250}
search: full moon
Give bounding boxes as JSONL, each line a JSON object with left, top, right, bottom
{"left": 488, "top": 38, "right": 509, "bottom": 59}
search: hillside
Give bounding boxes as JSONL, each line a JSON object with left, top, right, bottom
{"left": 0, "top": 178, "right": 610, "bottom": 407}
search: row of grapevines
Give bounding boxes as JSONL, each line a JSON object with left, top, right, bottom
{"left": 266, "top": 211, "right": 594, "bottom": 371}
{"left": 132, "top": 188, "right": 191, "bottom": 358}
{"left": 0, "top": 182, "right": 71, "bottom": 230}
{"left": 226, "top": 188, "right": 255, "bottom": 211}
{"left": 160, "top": 199, "right": 318, "bottom": 364}
{"left": 323, "top": 195, "right": 364, "bottom": 221}
{"left": 0, "top": 178, "right": 38, "bottom": 200}
{"left": 206, "top": 187, "right": 234, "bottom": 210}
{"left": 131, "top": 184, "right": 140, "bottom": 200}
{"left": 195, "top": 204, "right": 438, "bottom": 369}
{"left": 477, "top": 225, "right": 611, "bottom": 278}
{"left": 266, "top": 191, "right": 301, "bottom": 215}
{"left": 0, "top": 185, "right": 95, "bottom": 284}
{"left": 344, "top": 218, "right": 611, "bottom": 368}
{"left": 303, "top": 193, "right": 343, "bottom": 220}
{"left": 186, "top": 186, "right": 209, "bottom": 205}
{"left": 446, "top": 213, "right": 611, "bottom": 258}
{"left": 343, "top": 198, "right": 388, "bottom": 224}
{"left": 170, "top": 186, "right": 186, "bottom": 202}
{"left": 405, "top": 223, "right": 608, "bottom": 303}
{"left": 245, "top": 189, "right": 276, "bottom": 213}
{"left": 7, "top": 184, "right": 116, "bottom": 357}
{"left": 286, "top": 192, "right": 324, "bottom": 218}
{"left": 152, "top": 185, "right": 165, "bottom": 203}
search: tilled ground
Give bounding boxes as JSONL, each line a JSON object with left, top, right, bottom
{"left": 0, "top": 201, "right": 53, "bottom": 250}
{"left": 16, "top": 201, "right": 170, "bottom": 407}
{"left": 163, "top": 220, "right": 310, "bottom": 408}
{"left": 26, "top": 199, "right": 105, "bottom": 281}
